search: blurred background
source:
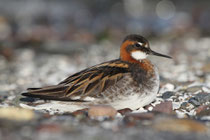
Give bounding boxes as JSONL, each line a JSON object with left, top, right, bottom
{"left": 0, "top": 0, "right": 210, "bottom": 45}
{"left": 0, "top": 0, "right": 210, "bottom": 92}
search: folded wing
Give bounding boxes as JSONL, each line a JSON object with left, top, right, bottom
{"left": 22, "top": 59, "right": 130, "bottom": 101}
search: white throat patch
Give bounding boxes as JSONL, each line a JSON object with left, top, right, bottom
{"left": 131, "top": 51, "right": 147, "bottom": 60}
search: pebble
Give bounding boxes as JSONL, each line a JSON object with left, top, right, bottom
{"left": 202, "top": 86, "right": 210, "bottom": 93}
{"left": 152, "top": 101, "right": 173, "bottom": 114}
{"left": 188, "top": 93, "right": 210, "bottom": 107}
{"left": 175, "top": 110, "right": 188, "bottom": 118}
{"left": 172, "top": 102, "right": 181, "bottom": 110}
{"left": 0, "top": 107, "right": 34, "bottom": 121}
{"left": 144, "top": 104, "right": 154, "bottom": 111}
{"left": 188, "top": 97, "right": 201, "bottom": 107}
{"left": 195, "top": 105, "right": 208, "bottom": 115}
{"left": 71, "top": 108, "right": 88, "bottom": 119}
{"left": 125, "top": 112, "right": 154, "bottom": 121}
{"left": 162, "top": 91, "right": 175, "bottom": 99}
{"left": 195, "top": 92, "right": 210, "bottom": 103}
{"left": 123, "top": 112, "right": 154, "bottom": 126}
{"left": 118, "top": 108, "right": 132, "bottom": 115}
{"left": 159, "top": 83, "right": 175, "bottom": 94}
{"left": 88, "top": 105, "right": 117, "bottom": 118}
{"left": 186, "top": 86, "right": 203, "bottom": 93}
{"left": 153, "top": 118, "right": 208, "bottom": 133}
{"left": 196, "top": 105, "right": 210, "bottom": 117}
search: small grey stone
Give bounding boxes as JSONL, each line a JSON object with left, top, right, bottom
{"left": 194, "top": 93, "right": 210, "bottom": 104}
{"left": 188, "top": 97, "right": 201, "bottom": 107}
{"left": 162, "top": 91, "right": 174, "bottom": 99}
{"left": 186, "top": 86, "right": 202, "bottom": 93}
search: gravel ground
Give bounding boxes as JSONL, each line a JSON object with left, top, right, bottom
{"left": 0, "top": 36, "right": 210, "bottom": 139}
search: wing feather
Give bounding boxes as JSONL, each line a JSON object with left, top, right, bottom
{"left": 22, "top": 59, "right": 130, "bottom": 101}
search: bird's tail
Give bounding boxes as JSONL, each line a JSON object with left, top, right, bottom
{"left": 21, "top": 85, "right": 72, "bottom": 101}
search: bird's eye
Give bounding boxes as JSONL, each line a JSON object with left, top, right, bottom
{"left": 135, "top": 43, "right": 141, "bottom": 47}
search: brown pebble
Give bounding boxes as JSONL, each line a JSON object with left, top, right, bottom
{"left": 123, "top": 112, "right": 154, "bottom": 126}
{"left": 125, "top": 112, "right": 154, "bottom": 120}
{"left": 152, "top": 101, "right": 173, "bottom": 114}
{"left": 88, "top": 105, "right": 117, "bottom": 118}
{"left": 196, "top": 105, "right": 210, "bottom": 117}
{"left": 195, "top": 105, "right": 208, "bottom": 114}
{"left": 72, "top": 108, "right": 88, "bottom": 116}
{"left": 43, "top": 113, "right": 53, "bottom": 119}
{"left": 153, "top": 118, "right": 208, "bottom": 133}
{"left": 118, "top": 108, "right": 132, "bottom": 115}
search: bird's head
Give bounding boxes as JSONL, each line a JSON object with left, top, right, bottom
{"left": 120, "top": 34, "right": 172, "bottom": 63}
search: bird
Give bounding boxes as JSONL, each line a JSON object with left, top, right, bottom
{"left": 22, "top": 34, "right": 172, "bottom": 112}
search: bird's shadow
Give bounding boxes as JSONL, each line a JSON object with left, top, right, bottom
{"left": 19, "top": 97, "right": 37, "bottom": 103}
{"left": 19, "top": 96, "right": 88, "bottom": 103}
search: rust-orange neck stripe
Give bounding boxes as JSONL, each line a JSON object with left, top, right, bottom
{"left": 120, "top": 40, "right": 138, "bottom": 63}
{"left": 120, "top": 40, "right": 154, "bottom": 72}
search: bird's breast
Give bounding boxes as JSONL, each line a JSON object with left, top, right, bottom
{"left": 107, "top": 65, "right": 159, "bottom": 110}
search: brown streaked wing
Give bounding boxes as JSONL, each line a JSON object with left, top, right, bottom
{"left": 62, "top": 59, "right": 130, "bottom": 98}
{"left": 22, "top": 59, "right": 130, "bottom": 101}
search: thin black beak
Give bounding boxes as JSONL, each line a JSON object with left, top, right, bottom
{"left": 150, "top": 50, "right": 172, "bottom": 59}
